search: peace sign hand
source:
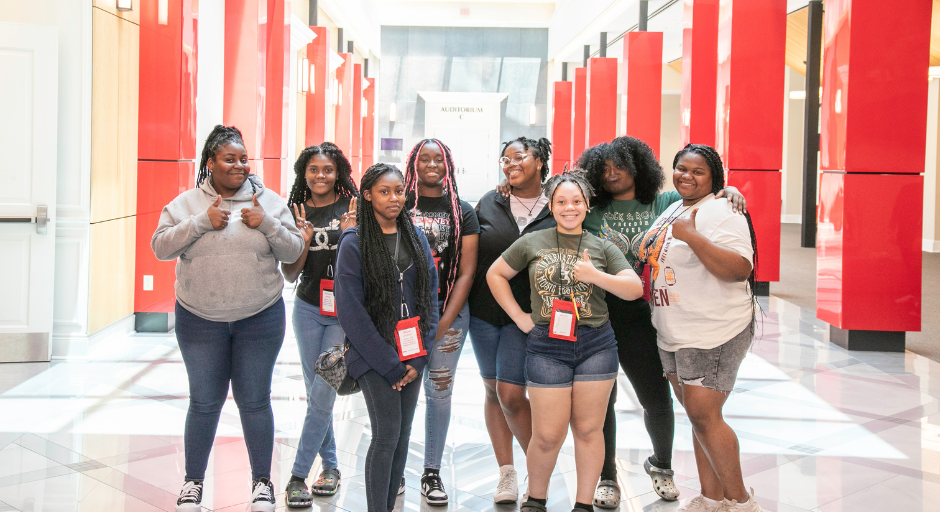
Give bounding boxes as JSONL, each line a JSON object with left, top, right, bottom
{"left": 340, "top": 197, "right": 358, "bottom": 231}
{"left": 208, "top": 195, "right": 231, "bottom": 230}
{"left": 241, "top": 194, "right": 266, "bottom": 229}
{"left": 294, "top": 204, "right": 314, "bottom": 243}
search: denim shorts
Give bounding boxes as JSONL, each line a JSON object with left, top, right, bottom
{"left": 659, "top": 323, "right": 753, "bottom": 393}
{"left": 468, "top": 317, "right": 528, "bottom": 386}
{"left": 525, "top": 321, "right": 619, "bottom": 388}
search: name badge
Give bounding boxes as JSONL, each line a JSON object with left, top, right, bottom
{"left": 320, "top": 279, "right": 336, "bottom": 317}
{"left": 394, "top": 316, "right": 426, "bottom": 361}
{"left": 549, "top": 299, "right": 578, "bottom": 341}
{"left": 640, "top": 265, "right": 652, "bottom": 302}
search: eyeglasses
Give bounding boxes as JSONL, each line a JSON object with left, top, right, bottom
{"left": 498, "top": 154, "right": 529, "bottom": 168}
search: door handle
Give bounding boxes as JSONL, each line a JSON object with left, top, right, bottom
{"left": 0, "top": 205, "right": 49, "bottom": 234}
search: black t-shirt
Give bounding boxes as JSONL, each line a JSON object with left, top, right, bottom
{"left": 411, "top": 195, "right": 481, "bottom": 307}
{"left": 383, "top": 231, "right": 413, "bottom": 273}
{"left": 296, "top": 196, "right": 351, "bottom": 307}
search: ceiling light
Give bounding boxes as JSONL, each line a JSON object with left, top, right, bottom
{"left": 390, "top": 102, "right": 397, "bottom": 123}
{"left": 158, "top": 0, "right": 167, "bottom": 24}
{"left": 116, "top": 0, "right": 132, "bottom": 11}
{"left": 529, "top": 105, "right": 537, "bottom": 125}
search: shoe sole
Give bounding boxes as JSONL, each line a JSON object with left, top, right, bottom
{"left": 250, "top": 503, "right": 276, "bottom": 512}
{"left": 310, "top": 481, "right": 340, "bottom": 497}
{"left": 494, "top": 496, "right": 518, "bottom": 504}
{"left": 176, "top": 505, "right": 201, "bottom": 512}
{"left": 286, "top": 501, "right": 313, "bottom": 509}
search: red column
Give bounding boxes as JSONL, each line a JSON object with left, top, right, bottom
{"left": 351, "top": 63, "right": 363, "bottom": 183}
{"left": 817, "top": 0, "right": 929, "bottom": 350}
{"left": 551, "top": 81, "right": 572, "bottom": 174}
{"left": 135, "top": 0, "right": 198, "bottom": 329}
{"left": 223, "top": 0, "right": 267, "bottom": 160}
{"left": 361, "top": 77, "right": 376, "bottom": 181}
{"left": 571, "top": 68, "right": 587, "bottom": 164}
{"left": 680, "top": 0, "right": 719, "bottom": 147}
{"left": 305, "top": 27, "right": 330, "bottom": 146}
{"left": 715, "top": 0, "right": 786, "bottom": 288}
{"left": 585, "top": 57, "right": 618, "bottom": 149}
{"left": 334, "top": 53, "right": 354, "bottom": 157}
{"left": 622, "top": 32, "right": 663, "bottom": 158}
{"left": 261, "top": 0, "right": 289, "bottom": 195}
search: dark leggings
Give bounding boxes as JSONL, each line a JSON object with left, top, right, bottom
{"left": 600, "top": 296, "right": 675, "bottom": 480}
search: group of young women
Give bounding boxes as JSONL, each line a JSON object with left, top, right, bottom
{"left": 154, "top": 124, "right": 762, "bottom": 512}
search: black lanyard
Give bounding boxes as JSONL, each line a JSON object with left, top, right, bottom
{"left": 392, "top": 231, "right": 414, "bottom": 318}
{"left": 555, "top": 228, "right": 583, "bottom": 299}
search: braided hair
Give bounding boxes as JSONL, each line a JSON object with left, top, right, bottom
{"left": 501, "top": 136, "right": 553, "bottom": 181}
{"left": 197, "top": 125, "right": 246, "bottom": 187}
{"left": 287, "top": 142, "right": 359, "bottom": 207}
{"left": 542, "top": 168, "right": 595, "bottom": 207}
{"left": 403, "top": 139, "right": 463, "bottom": 311}
{"left": 582, "top": 136, "right": 664, "bottom": 209}
{"left": 672, "top": 144, "right": 757, "bottom": 291}
{"left": 358, "top": 163, "right": 435, "bottom": 345}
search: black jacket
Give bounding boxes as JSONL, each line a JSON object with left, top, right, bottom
{"left": 469, "top": 190, "right": 556, "bottom": 326}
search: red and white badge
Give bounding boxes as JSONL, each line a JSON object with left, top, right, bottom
{"left": 549, "top": 298, "right": 578, "bottom": 341}
{"left": 640, "top": 265, "right": 652, "bottom": 302}
{"left": 319, "top": 279, "right": 336, "bottom": 317}
{"left": 394, "top": 316, "right": 427, "bottom": 361}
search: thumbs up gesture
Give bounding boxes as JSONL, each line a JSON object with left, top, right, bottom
{"left": 208, "top": 195, "right": 230, "bottom": 230}
{"left": 241, "top": 194, "right": 265, "bottom": 229}
{"left": 571, "top": 248, "right": 599, "bottom": 285}
{"left": 671, "top": 208, "right": 699, "bottom": 243}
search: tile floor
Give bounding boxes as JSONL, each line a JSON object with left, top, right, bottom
{"left": 1, "top": 294, "right": 939, "bottom": 511}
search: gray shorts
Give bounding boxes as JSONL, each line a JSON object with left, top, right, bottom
{"left": 659, "top": 323, "right": 753, "bottom": 393}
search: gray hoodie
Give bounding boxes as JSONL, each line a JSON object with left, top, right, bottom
{"left": 151, "top": 174, "right": 304, "bottom": 322}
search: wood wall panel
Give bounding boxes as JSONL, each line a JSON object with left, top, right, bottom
{"left": 91, "top": 8, "right": 139, "bottom": 223}
{"left": 88, "top": 217, "right": 136, "bottom": 332}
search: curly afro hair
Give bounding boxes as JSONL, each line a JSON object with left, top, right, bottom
{"left": 580, "top": 136, "right": 664, "bottom": 209}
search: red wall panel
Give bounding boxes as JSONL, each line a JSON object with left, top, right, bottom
{"left": 305, "top": 27, "right": 330, "bottom": 146}
{"left": 727, "top": 170, "right": 781, "bottom": 282}
{"left": 334, "top": 53, "right": 354, "bottom": 157}
{"left": 224, "top": 0, "right": 267, "bottom": 159}
{"left": 716, "top": 0, "right": 786, "bottom": 171}
{"left": 680, "top": 0, "right": 719, "bottom": 147}
{"left": 622, "top": 32, "right": 663, "bottom": 158}
{"left": 585, "top": 57, "right": 618, "bottom": 149}
{"left": 571, "top": 68, "right": 587, "bottom": 164}
{"left": 263, "top": 0, "right": 289, "bottom": 160}
{"left": 362, "top": 77, "right": 375, "bottom": 179}
{"left": 816, "top": 173, "right": 922, "bottom": 331}
{"left": 552, "top": 81, "right": 573, "bottom": 175}
{"left": 820, "top": 0, "right": 931, "bottom": 174}
{"left": 351, "top": 63, "right": 363, "bottom": 182}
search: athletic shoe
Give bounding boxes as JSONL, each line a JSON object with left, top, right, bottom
{"left": 421, "top": 472, "right": 448, "bottom": 506}
{"left": 175, "top": 480, "right": 202, "bottom": 512}
{"left": 398, "top": 476, "right": 406, "bottom": 495}
{"left": 311, "top": 468, "right": 341, "bottom": 496}
{"left": 644, "top": 456, "right": 680, "bottom": 501}
{"left": 249, "top": 477, "right": 276, "bottom": 512}
{"left": 285, "top": 479, "right": 312, "bottom": 508}
{"left": 593, "top": 479, "right": 621, "bottom": 508}
{"left": 678, "top": 495, "right": 723, "bottom": 512}
{"left": 493, "top": 465, "right": 518, "bottom": 504}
{"left": 719, "top": 488, "right": 763, "bottom": 512}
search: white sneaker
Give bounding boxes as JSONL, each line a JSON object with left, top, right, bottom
{"left": 421, "top": 472, "right": 448, "bottom": 506}
{"left": 720, "top": 488, "right": 763, "bottom": 512}
{"left": 679, "top": 494, "right": 723, "bottom": 512}
{"left": 248, "top": 478, "right": 276, "bottom": 512}
{"left": 175, "top": 481, "right": 202, "bottom": 512}
{"left": 493, "top": 465, "right": 518, "bottom": 504}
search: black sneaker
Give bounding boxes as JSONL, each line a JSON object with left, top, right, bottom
{"left": 250, "top": 477, "right": 276, "bottom": 512}
{"left": 421, "top": 472, "right": 448, "bottom": 506}
{"left": 398, "top": 476, "right": 406, "bottom": 495}
{"left": 285, "top": 478, "right": 313, "bottom": 508}
{"left": 175, "top": 480, "right": 202, "bottom": 512}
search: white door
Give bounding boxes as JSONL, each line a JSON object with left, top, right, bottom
{"left": 432, "top": 126, "right": 498, "bottom": 203}
{"left": 0, "top": 22, "right": 59, "bottom": 362}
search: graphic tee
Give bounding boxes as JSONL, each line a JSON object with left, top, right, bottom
{"left": 411, "top": 195, "right": 481, "bottom": 307}
{"left": 643, "top": 194, "right": 755, "bottom": 351}
{"left": 296, "top": 196, "right": 352, "bottom": 308}
{"left": 501, "top": 228, "right": 632, "bottom": 328}
{"left": 509, "top": 194, "right": 549, "bottom": 233}
{"left": 583, "top": 191, "right": 680, "bottom": 268}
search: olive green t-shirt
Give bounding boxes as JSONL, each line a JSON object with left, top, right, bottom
{"left": 501, "top": 228, "right": 631, "bottom": 327}
{"left": 583, "top": 191, "right": 681, "bottom": 267}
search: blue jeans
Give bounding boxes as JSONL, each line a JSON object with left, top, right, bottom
{"left": 468, "top": 316, "right": 528, "bottom": 386}
{"left": 525, "top": 321, "right": 619, "bottom": 388}
{"left": 359, "top": 370, "right": 422, "bottom": 512}
{"left": 175, "top": 298, "right": 285, "bottom": 481}
{"left": 291, "top": 298, "right": 344, "bottom": 478}
{"left": 423, "top": 303, "right": 470, "bottom": 470}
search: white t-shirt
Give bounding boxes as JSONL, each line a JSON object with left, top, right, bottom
{"left": 647, "top": 194, "right": 754, "bottom": 351}
{"left": 510, "top": 194, "right": 548, "bottom": 233}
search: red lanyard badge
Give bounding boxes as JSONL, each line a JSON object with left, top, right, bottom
{"left": 395, "top": 301, "right": 426, "bottom": 361}
{"left": 549, "top": 298, "right": 578, "bottom": 341}
{"left": 319, "top": 264, "right": 336, "bottom": 316}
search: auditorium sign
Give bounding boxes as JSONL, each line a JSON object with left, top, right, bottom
{"left": 418, "top": 91, "right": 508, "bottom": 128}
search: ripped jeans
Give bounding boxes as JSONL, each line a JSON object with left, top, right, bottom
{"left": 423, "top": 302, "right": 470, "bottom": 470}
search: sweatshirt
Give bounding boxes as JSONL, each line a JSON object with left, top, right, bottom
{"left": 151, "top": 174, "right": 304, "bottom": 322}
{"left": 335, "top": 227, "right": 439, "bottom": 386}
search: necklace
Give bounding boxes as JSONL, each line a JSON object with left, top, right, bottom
{"left": 511, "top": 194, "right": 541, "bottom": 216}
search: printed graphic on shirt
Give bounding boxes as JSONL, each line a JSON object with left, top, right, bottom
{"left": 412, "top": 208, "right": 451, "bottom": 270}
{"left": 596, "top": 209, "right": 657, "bottom": 260}
{"left": 532, "top": 248, "right": 594, "bottom": 319}
{"left": 311, "top": 219, "right": 342, "bottom": 252}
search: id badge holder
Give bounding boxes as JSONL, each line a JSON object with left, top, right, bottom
{"left": 319, "top": 265, "right": 337, "bottom": 317}
{"left": 394, "top": 302, "right": 426, "bottom": 361}
{"left": 548, "top": 299, "right": 578, "bottom": 341}
{"left": 640, "top": 264, "right": 652, "bottom": 302}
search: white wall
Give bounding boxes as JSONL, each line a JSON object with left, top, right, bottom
{"left": 0, "top": 0, "right": 94, "bottom": 352}
{"left": 196, "top": 0, "right": 225, "bottom": 155}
